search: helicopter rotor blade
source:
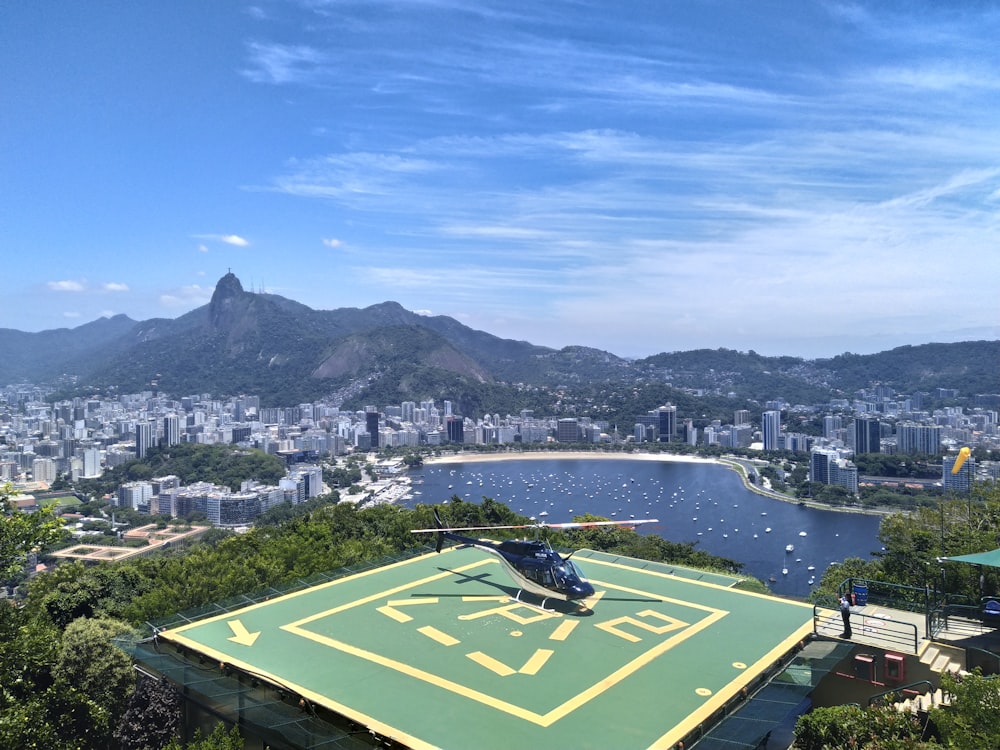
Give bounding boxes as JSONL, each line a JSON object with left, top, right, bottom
{"left": 411, "top": 523, "right": 541, "bottom": 534}
{"left": 411, "top": 519, "right": 659, "bottom": 534}
{"left": 542, "top": 519, "right": 660, "bottom": 530}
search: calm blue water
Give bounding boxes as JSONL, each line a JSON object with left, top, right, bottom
{"left": 404, "top": 458, "right": 883, "bottom": 598}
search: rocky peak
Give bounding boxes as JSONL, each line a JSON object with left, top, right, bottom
{"left": 209, "top": 272, "right": 246, "bottom": 327}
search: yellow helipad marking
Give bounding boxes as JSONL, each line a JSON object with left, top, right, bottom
{"left": 696, "top": 687, "right": 712, "bottom": 696}
{"left": 733, "top": 661, "right": 746, "bottom": 669}
{"left": 462, "top": 595, "right": 508, "bottom": 603}
{"left": 418, "top": 625, "right": 459, "bottom": 646}
{"left": 519, "top": 648, "right": 553, "bottom": 675}
{"left": 549, "top": 620, "right": 578, "bottom": 641}
{"left": 226, "top": 619, "right": 260, "bottom": 646}
{"left": 595, "top": 609, "right": 689, "bottom": 643}
{"left": 468, "top": 651, "right": 516, "bottom": 676}
{"left": 281, "top": 565, "right": 729, "bottom": 727}
{"left": 377, "top": 598, "right": 439, "bottom": 623}
{"left": 458, "top": 601, "right": 560, "bottom": 625}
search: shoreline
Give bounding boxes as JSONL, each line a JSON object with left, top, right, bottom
{"left": 419, "top": 449, "right": 896, "bottom": 518}
{"left": 422, "top": 450, "right": 718, "bottom": 466}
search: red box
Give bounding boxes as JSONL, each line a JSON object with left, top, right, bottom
{"left": 885, "top": 653, "right": 905, "bottom": 682}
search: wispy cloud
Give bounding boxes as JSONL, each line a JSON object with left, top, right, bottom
{"left": 321, "top": 237, "right": 342, "bottom": 248}
{"left": 241, "top": 41, "right": 328, "bottom": 84}
{"left": 193, "top": 234, "right": 251, "bottom": 247}
{"left": 102, "top": 282, "right": 129, "bottom": 292}
{"left": 48, "top": 279, "right": 86, "bottom": 292}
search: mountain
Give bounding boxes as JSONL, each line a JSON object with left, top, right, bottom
{"left": 1, "top": 273, "right": 996, "bottom": 411}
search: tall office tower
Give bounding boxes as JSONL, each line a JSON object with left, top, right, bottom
{"left": 762, "top": 410, "right": 782, "bottom": 451}
{"left": 655, "top": 405, "right": 677, "bottom": 442}
{"left": 823, "top": 415, "right": 842, "bottom": 439}
{"left": 135, "top": 421, "right": 155, "bottom": 459}
{"left": 943, "top": 455, "right": 974, "bottom": 493}
{"left": 810, "top": 448, "right": 836, "bottom": 484}
{"left": 445, "top": 415, "right": 464, "bottom": 444}
{"left": 734, "top": 409, "right": 751, "bottom": 426}
{"left": 365, "top": 410, "right": 380, "bottom": 448}
{"left": 853, "top": 417, "right": 881, "bottom": 455}
{"left": 557, "top": 418, "right": 581, "bottom": 443}
{"left": 163, "top": 415, "right": 181, "bottom": 447}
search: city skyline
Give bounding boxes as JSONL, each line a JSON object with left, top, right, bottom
{"left": 3, "top": 1, "right": 999, "bottom": 358}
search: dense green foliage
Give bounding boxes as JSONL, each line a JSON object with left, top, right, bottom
{"left": 794, "top": 670, "right": 1000, "bottom": 749}
{"left": 75, "top": 443, "right": 287, "bottom": 497}
{"left": 1, "top": 483, "right": 65, "bottom": 581}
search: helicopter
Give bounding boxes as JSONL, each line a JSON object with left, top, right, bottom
{"left": 411, "top": 509, "right": 659, "bottom": 610}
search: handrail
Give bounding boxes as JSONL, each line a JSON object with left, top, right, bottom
{"left": 867, "top": 679, "right": 935, "bottom": 707}
{"left": 813, "top": 605, "right": 919, "bottom": 653}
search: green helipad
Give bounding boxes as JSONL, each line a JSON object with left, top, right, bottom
{"left": 162, "top": 548, "right": 814, "bottom": 749}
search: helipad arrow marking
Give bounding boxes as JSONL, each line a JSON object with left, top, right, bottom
{"left": 227, "top": 619, "right": 260, "bottom": 646}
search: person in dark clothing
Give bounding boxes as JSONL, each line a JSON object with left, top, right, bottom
{"left": 839, "top": 593, "right": 852, "bottom": 638}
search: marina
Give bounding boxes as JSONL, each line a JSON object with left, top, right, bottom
{"left": 401, "top": 456, "right": 883, "bottom": 597}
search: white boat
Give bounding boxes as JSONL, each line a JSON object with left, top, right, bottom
{"left": 785, "top": 544, "right": 794, "bottom": 553}
{"left": 538, "top": 511, "right": 548, "bottom": 517}
{"left": 765, "top": 527, "right": 772, "bottom": 533}
{"left": 799, "top": 531, "right": 808, "bottom": 537}
{"left": 782, "top": 566, "right": 788, "bottom": 575}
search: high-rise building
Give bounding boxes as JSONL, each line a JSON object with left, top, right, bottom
{"left": 365, "top": 410, "right": 380, "bottom": 449}
{"left": 655, "top": 405, "right": 676, "bottom": 443}
{"left": 853, "top": 417, "right": 881, "bottom": 455}
{"left": 810, "top": 448, "right": 836, "bottom": 484}
{"left": 135, "top": 421, "right": 155, "bottom": 459}
{"left": 163, "top": 414, "right": 181, "bottom": 447}
{"left": 445, "top": 416, "right": 464, "bottom": 444}
{"left": 896, "top": 423, "right": 942, "bottom": 455}
{"left": 943, "top": 455, "right": 974, "bottom": 493}
{"left": 762, "top": 411, "right": 781, "bottom": 451}
{"left": 734, "top": 410, "right": 750, "bottom": 426}
{"left": 557, "top": 418, "right": 581, "bottom": 443}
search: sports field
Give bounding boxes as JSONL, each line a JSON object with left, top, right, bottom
{"left": 162, "top": 547, "right": 814, "bottom": 749}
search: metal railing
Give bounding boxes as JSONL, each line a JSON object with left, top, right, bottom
{"left": 867, "top": 680, "right": 935, "bottom": 707}
{"left": 837, "top": 577, "right": 930, "bottom": 613}
{"left": 813, "top": 604, "right": 920, "bottom": 653}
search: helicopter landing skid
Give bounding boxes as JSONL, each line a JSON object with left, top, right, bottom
{"left": 509, "top": 589, "right": 557, "bottom": 613}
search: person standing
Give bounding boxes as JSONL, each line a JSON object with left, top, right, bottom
{"left": 839, "top": 593, "right": 852, "bottom": 638}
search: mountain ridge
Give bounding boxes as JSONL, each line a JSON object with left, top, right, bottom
{"left": 1, "top": 274, "right": 996, "bottom": 411}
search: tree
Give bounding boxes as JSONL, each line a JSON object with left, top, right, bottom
{"left": 163, "top": 723, "right": 243, "bottom": 750}
{"left": 1, "top": 482, "right": 65, "bottom": 581}
{"left": 793, "top": 703, "right": 927, "bottom": 749}
{"left": 54, "top": 617, "right": 136, "bottom": 726}
{"left": 115, "top": 675, "right": 182, "bottom": 750}
{"left": 930, "top": 670, "right": 1000, "bottom": 747}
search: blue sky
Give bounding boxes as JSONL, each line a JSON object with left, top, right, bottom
{"left": 3, "top": 1, "right": 998, "bottom": 359}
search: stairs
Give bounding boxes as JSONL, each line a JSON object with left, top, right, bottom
{"left": 891, "top": 643, "right": 965, "bottom": 715}
{"left": 919, "top": 642, "right": 964, "bottom": 675}
{"left": 894, "top": 686, "right": 951, "bottom": 714}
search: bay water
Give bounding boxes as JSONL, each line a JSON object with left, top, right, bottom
{"left": 405, "top": 457, "right": 883, "bottom": 598}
